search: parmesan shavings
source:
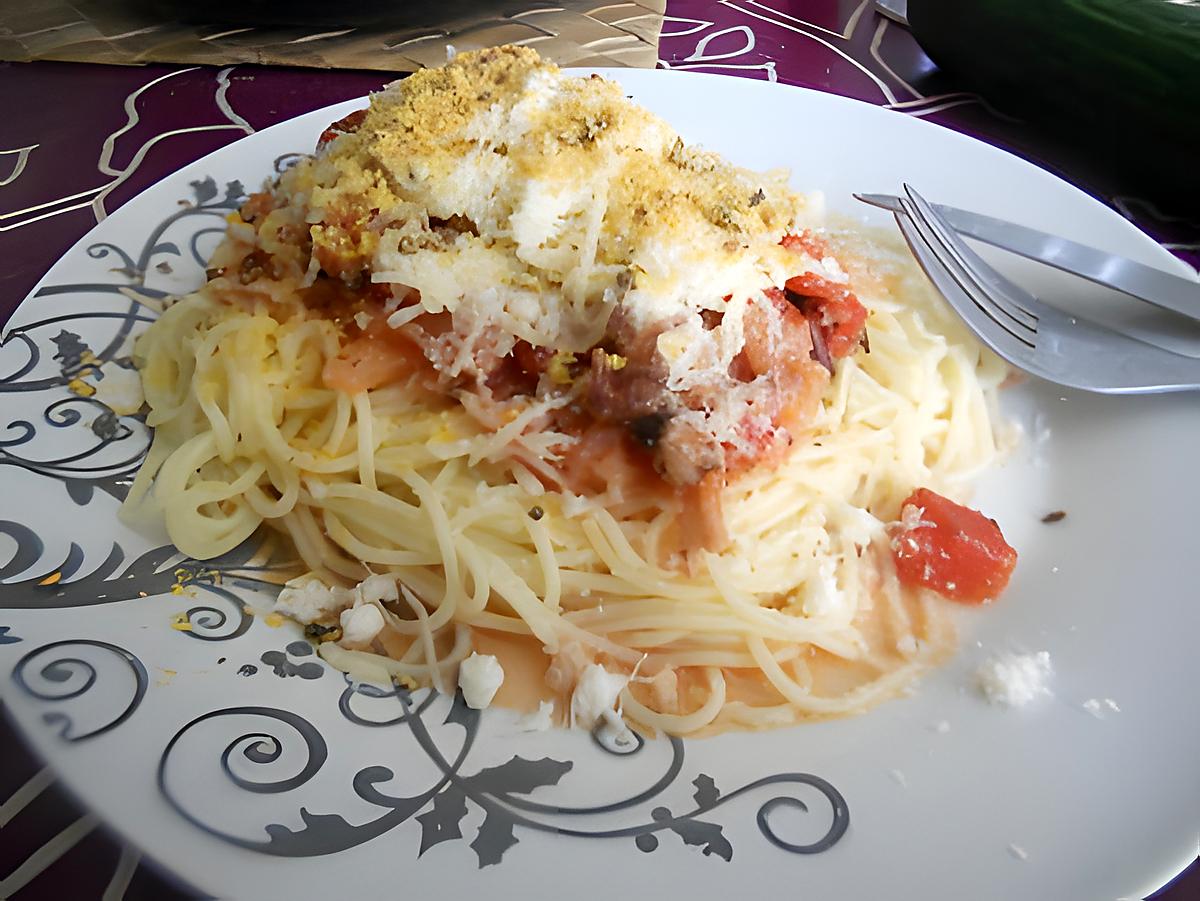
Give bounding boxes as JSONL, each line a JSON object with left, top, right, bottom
{"left": 290, "top": 45, "right": 819, "bottom": 380}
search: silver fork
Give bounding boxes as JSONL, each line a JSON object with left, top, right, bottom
{"left": 894, "top": 186, "right": 1200, "bottom": 394}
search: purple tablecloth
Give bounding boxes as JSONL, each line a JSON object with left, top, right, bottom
{"left": 1, "top": 1, "right": 1196, "bottom": 897}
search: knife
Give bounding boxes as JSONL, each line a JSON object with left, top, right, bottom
{"left": 855, "top": 193, "right": 1200, "bottom": 323}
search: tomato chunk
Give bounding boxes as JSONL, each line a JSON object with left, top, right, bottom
{"left": 678, "top": 470, "right": 729, "bottom": 554}
{"left": 891, "top": 488, "right": 1017, "bottom": 604}
{"left": 322, "top": 315, "right": 428, "bottom": 393}
{"left": 317, "top": 108, "right": 368, "bottom": 149}
{"left": 783, "top": 272, "right": 868, "bottom": 359}
{"left": 780, "top": 230, "right": 830, "bottom": 258}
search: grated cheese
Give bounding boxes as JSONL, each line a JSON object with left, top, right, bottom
{"left": 975, "top": 651, "right": 1053, "bottom": 707}
{"left": 284, "top": 45, "right": 820, "bottom": 384}
{"left": 802, "top": 557, "right": 845, "bottom": 618}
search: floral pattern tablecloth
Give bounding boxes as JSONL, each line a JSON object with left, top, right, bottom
{"left": 0, "top": 1, "right": 1196, "bottom": 897}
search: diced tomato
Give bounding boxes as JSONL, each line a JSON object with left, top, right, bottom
{"left": 678, "top": 470, "right": 729, "bottom": 554}
{"left": 783, "top": 272, "right": 868, "bottom": 359}
{"left": 728, "top": 350, "right": 756, "bottom": 383}
{"left": 486, "top": 357, "right": 533, "bottom": 399}
{"left": 322, "top": 315, "right": 428, "bottom": 393}
{"left": 780, "top": 230, "right": 830, "bottom": 259}
{"left": 754, "top": 288, "right": 824, "bottom": 430}
{"left": 558, "top": 424, "right": 667, "bottom": 502}
{"left": 487, "top": 341, "right": 559, "bottom": 399}
{"left": 724, "top": 415, "right": 786, "bottom": 475}
{"left": 512, "top": 340, "right": 553, "bottom": 380}
{"left": 754, "top": 288, "right": 813, "bottom": 368}
{"left": 317, "top": 109, "right": 368, "bottom": 149}
{"left": 891, "top": 488, "right": 1017, "bottom": 604}
{"left": 301, "top": 274, "right": 393, "bottom": 317}
{"left": 238, "top": 191, "right": 276, "bottom": 223}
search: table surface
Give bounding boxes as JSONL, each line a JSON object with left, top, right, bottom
{"left": 1, "top": 1, "right": 1197, "bottom": 897}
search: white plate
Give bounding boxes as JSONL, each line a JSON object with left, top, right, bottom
{"left": 1, "top": 70, "right": 1197, "bottom": 900}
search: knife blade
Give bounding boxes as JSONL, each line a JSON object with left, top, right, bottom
{"left": 854, "top": 193, "right": 1200, "bottom": 323}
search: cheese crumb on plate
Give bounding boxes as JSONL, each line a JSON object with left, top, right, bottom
{"left": 338, "top": 604, "right": 384, "bottom": 648}
{"left": 459, "top": 652, "right": 505, "bottom": 709}
{"left": 975, "top": 651, "right": 1053, "bottom": 707}
{"left": 570, "top": 663, "right": 629, "bottom": 728}
{"left": 516, "top": 700, "right": 555, "bottom": 732}
{"left": 1082, "top": 697, "right": 1120, "bottom": 719}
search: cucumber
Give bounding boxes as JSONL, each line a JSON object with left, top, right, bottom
{"left": 907, "top": 0, "right": 1200, "bottom": 204}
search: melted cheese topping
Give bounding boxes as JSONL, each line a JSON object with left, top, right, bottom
{"left": 285, "top": 46, "right": 827, "bottom": 365}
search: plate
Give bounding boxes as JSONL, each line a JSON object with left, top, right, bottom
{"left": 1, "top": 70, "right": 1197, "bottom": 900}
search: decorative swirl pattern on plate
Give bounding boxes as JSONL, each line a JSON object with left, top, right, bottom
{"left": 179, "top": 582, "right": 255, "bottom": 642}
{"left": 10, "top": 639, "right": 148, "bottom": 741}
{"left": 0, "top": 519, "right": 286, "bottom": 621}
{"left": 3, "top": 169, "right": 851, "bottom": 872}
{"left": 156, "top": 682, "right": 850, "bottom": 866}
{"left": 0, "top": 176, "right": 248, "bottom": 598}
{"left": 157, "top": 701, "right": 453, "bottom": 855}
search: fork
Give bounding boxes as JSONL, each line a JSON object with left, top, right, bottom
{"left": 893, "top": 186, "right": 1200, "bottom": 394}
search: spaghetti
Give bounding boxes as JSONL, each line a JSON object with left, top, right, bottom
{"left": 124, "top": 46, "right": 1014, "bottom": 736}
